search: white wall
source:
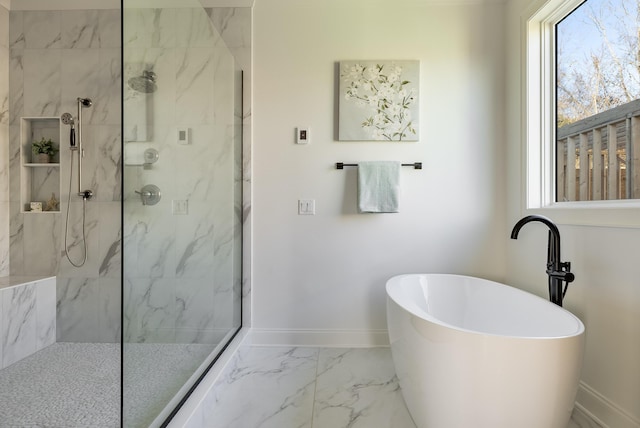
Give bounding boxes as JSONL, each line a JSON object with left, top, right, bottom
{"left": 253, "top": 0, "right": 507, "bottom": 345}
{"left": 506, "top": 1, "right": 640, "bottom": 426}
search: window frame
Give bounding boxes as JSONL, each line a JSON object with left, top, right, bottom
{"left": 523, "top": 0, "right": 640, "bottom": 228}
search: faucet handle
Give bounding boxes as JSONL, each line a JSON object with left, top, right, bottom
{"left": 134, "top": 184, "right": 161, "bottom": 206}
{"left": 554, "top": 261, "right": 575, "bottom": 283}
{"left": 549, "top": 269, "right": 575, "bottom": 283}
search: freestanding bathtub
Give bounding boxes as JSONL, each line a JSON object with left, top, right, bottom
{"left": 386, "top": 274, "right": 585, "bottom": 428}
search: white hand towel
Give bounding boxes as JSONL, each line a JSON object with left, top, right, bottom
{"left": 357, "top": 161, "right": 400, "bottom": 213}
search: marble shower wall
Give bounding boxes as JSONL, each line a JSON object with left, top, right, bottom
{"left": 1, "top": 5, "right": 9, "bottom": 277}
{"left": 123, "top": 7, "right": 245, "bottom": 344}
{"left": 8, "top": 9, "right": 122, "bottom": 343}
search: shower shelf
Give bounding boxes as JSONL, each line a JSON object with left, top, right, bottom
{"left": 20, "top": 117, "right": 61, "bottom": 213}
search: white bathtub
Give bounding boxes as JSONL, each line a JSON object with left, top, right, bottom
{"left": 386, "top": 274, "right": 585, "bottom": 428}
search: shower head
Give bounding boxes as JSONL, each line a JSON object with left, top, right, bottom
{"left": 61, "top": 112, "right": 74, "bottom": 126}
{"left": 78, "top": 98, "right": 92, "bottom": 108}
{"left": 128, "top": 70, "right": 157, "bottom": 94}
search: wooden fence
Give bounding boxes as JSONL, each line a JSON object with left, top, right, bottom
{"left": 557, "top": 99, "right": 640, "bottom": 201}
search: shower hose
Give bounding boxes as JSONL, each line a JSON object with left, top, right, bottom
{"left": 64, "top": 149, "right": 88, "bottom": 267}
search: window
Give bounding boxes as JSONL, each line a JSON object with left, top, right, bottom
{"left": 523, "top": 0, "right": 640, "bottom": 227}
{"left": 556, "top": 0, "right": 640, "bottom": 202}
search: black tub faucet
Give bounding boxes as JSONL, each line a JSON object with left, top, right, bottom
{"left": 510, "top": 215, "right": 575, "bottom": 307}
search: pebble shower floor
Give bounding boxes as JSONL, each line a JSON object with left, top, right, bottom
{"left": 0, "top": 342, "right": 211, "bottom": 427}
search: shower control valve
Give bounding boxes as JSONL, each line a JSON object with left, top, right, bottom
{"left": 135, "top": 184, "right": 161, "bottom": 206}
{"left": 79, "top": 190, "right": 93, "bottom": 200}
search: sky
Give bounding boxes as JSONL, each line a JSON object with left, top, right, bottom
{"left": 557, "top": 0, "right": 640, "bottom": 119}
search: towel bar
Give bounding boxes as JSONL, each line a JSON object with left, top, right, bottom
{"left": 336, "top": 162, "right": 422, "bottom": 170}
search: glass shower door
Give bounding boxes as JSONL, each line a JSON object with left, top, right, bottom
{"left": 122, "top": 1, "right": 243, "bottom": 426}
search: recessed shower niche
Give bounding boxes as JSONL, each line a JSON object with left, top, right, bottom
{"left": 20, "top": 117, "right": 61, "bottom": 213}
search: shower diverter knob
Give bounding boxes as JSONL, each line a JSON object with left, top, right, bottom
{"left": 135, "top": 184, "right": 161, "bottom": 206}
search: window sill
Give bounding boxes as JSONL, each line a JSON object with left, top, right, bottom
{"left": 526, "top": 200, "right": 640, "bottom": 228}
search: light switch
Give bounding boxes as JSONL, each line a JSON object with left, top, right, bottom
{"left": 177, "top": 127, "right": 191, "bottom": 145}
{"left": 296, "top": 127, "right": 310, "bottom": 144}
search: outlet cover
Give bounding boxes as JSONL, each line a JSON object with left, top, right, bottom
{"left": 298, "top": 199, "right": 315, "bottom": 215}
{"left": 172, "top": 199, "right": 188, "bottom": 215}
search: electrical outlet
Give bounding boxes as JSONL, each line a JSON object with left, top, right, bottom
{"left": 172, "top": 199, "right": 188, "bottom": 215}
{"left": 298, "top": 199, "right": 315, "bottom": 215}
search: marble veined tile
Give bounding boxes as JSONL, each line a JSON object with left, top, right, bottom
{"left": 123, "top": 8, "right": 177, "bottom": 49}
{"left": 98, "top": 9, "right": 121, "bottom": 49}
{"left": 60, "top": 48, "right": 101, "bottom": 119}
{"left": 0, "top": 7, "right": 9, "bottom": 49}
{"left": 1, "top": 282, "right": 36, "bottom": 367}
{"left": 123, "top": 277, "right": 175, "bottom": 344}
{"left": 313, "top": 348, "right": 416, "bottom": 428}
{"left": 23, "top": 11, "right": 61, "bottom": 49}
{"left": 61, "top": 10, "right": 99, "bottom": 49}
{"left": 35, "top": 277, "right": 56, "bottom": 349}
{"left": 193, "top": 346, "right": 594, "bottom": 428}
{"left": 202, "top": 347, "right": 318, "bottom": 428}
{"left": 176, "top": 48, "right": 216, "bottom": 125}
{"left": 22, "top": 49, "right": 61, "bottom": 117}
{"left": 98, "top": 278, "right": 121, "bottom": 343}
{"left": 0, "top": 47, "right": 8, "bottom": 126}
{"left": 9, "top": 11, "right": 25, "bottom": 49}
{"left": 56, "top": 277, "right": 99, "bottom": 343}
{"left": 98, "top": 201, "right": 122, "bottom": 278}
{"left": 8, "top": 51, "right": 23, "bottom": 126}
{"left": 175, "top": 8, "right": 217, "bottom": 48}
{"left": 175, "top": 203, "right": 215, "bottom": 279}
{"left": 175, "top": 278, "right": 215, "bottom": 333}
{"left": 0, "top": 203, "right": 9, "bottom": 277}
{"left": 95, "top": 48, "right": 121, "bottom": 126}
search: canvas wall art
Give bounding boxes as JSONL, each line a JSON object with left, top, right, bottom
{"left": 339, "top": 60, "right": 419, "bottom": 141}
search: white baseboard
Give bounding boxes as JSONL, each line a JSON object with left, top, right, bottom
{"left": 249, "top": 328, "right": 390, "bottom": 347}
{"left": 576, "top": 381, "right": 640, "bottom": 428}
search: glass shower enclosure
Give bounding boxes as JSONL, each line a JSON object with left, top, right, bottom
{"left": 122, "top": 1, "right": 243, "bottom": 425}
{"left": 0, "top": 0, "right": 242, "bottom": 425}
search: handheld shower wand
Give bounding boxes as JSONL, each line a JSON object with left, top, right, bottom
{"left": 60, "top": 97, "right": 93, "bottom": 268}
{"left": 60, "top": 113, "right": 75, "bottom": 147}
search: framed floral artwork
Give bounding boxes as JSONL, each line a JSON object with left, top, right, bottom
{"left": 339, "top": 60, "right": 419, "bottom": 141}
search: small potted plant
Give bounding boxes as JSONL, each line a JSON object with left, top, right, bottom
{"left": 32, "top": 138, "right": 59, "bottom": 163}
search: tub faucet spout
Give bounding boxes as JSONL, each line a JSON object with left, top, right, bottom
{"left": 510, "top": 215, "right": 575, "bottom": 307}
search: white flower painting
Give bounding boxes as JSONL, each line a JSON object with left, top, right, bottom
{"left": 339, "top": 60, "right": 419, "bottom": 141}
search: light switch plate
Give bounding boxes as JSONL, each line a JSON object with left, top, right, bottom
{"left": 177, "top": 127, "right": 191, "bottom": 145}
{"left": 296, "top": 127, "right": 310, "bottom": 144}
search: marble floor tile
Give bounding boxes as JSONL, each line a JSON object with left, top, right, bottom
{"left": 312, "top": 348, "right": 415, "bottom": 428}
{"left": 202, "top": 347, "right": 318, "bottom": 428}
{"left": 201, "top": 346, "right": 596, "bottom": 428}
